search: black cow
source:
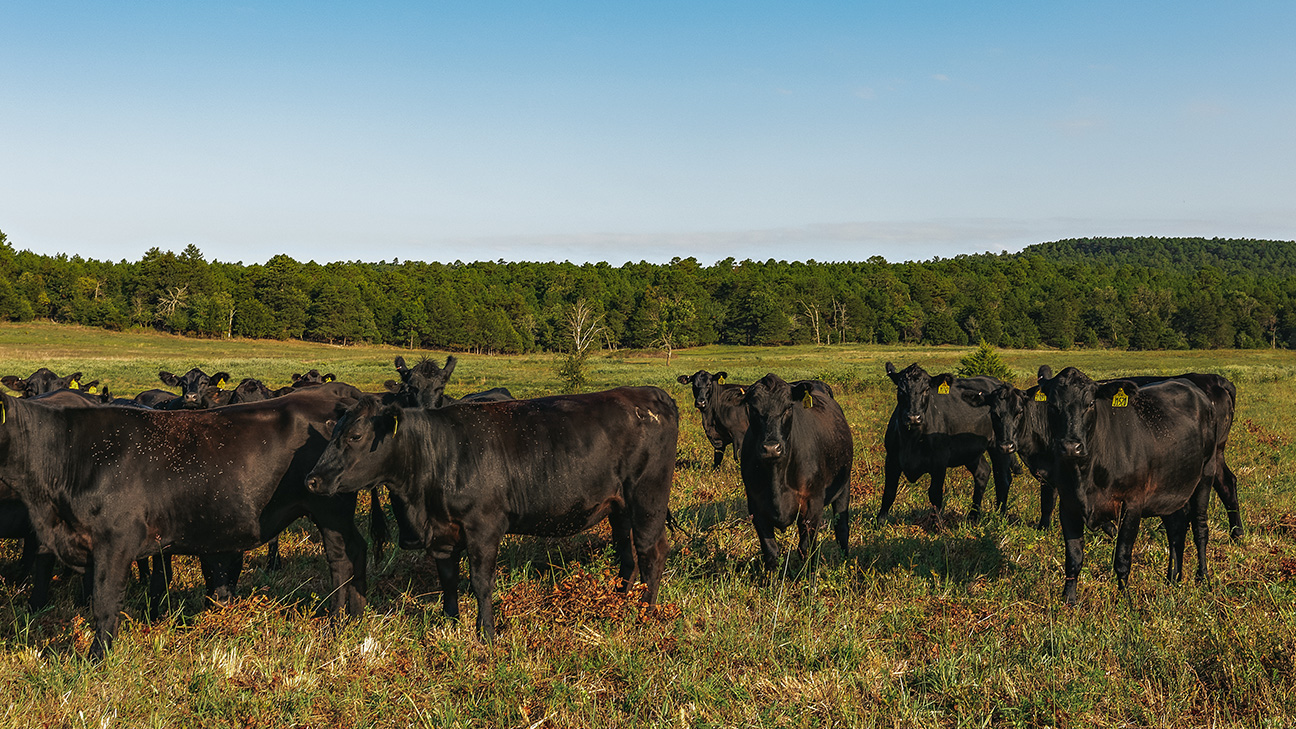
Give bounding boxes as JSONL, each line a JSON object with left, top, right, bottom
{"left": 156, "top": 368, "right": 233, "bottom": 409}
{"left": 1038, "top": 366, "right": 1218, "bottom": 604}
{"left": 0, "top": 383, "right": 368, "bottom": 657}
{"left": 964, "top": 369, "right": 1241, "bottom": 538}
{"left": 305, "top": 387, "right": 679, "bottom": 641}
{"left": 384, "top": 355, "right": 457, "bottom": 408}
{"left": 270, "top": 369, "right": 337, "bottom": 397}
{"left": 2, "top": 368, "right": 101, "bottom": 398}
{"left": 879, "top": 363, "right": 1015, "bottom": 524}
{"left": 226, "top": 378, "right": 275, "bottom": 405}
{"left": 738, "top": 374, "right": 851, "bottom": 576}
{"left": 676, "top": 370, "right": 750, "bottom": 469}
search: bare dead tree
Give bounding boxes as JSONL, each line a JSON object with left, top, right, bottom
{"left": 798, "top": 300, "right": 823, "bottom": 345}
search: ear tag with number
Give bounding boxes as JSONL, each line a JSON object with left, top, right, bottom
{"left": 325, "top": 375, "right": 334, "bottom": 383}
{"left": 802, "top": 391, "right": 814, "bottom": 408}
{"left": 1111, "top": 388, "right": 1129, "bottom": 407}
{"left": 1034, "top": 390, "right": 1047, "bottom": 402}
{"left": 216, "top": 378, "right": 227, "bottom": 388}
{"left": 87, "top": 385, "right": 99, "bottom": 394}
{"left": 937, "top": 382, "right": 950, "bottom": 395}
{"left": 68, "top": 380, "right": 79, "bottom": 390}
{"left": 717, "top": 375, "right": 725, "bottom": 385}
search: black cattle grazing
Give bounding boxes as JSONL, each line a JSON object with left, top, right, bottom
{"left": 1038, "top": 366, "right": 1218, "bottom": 604}
{"left": 2, "top": 368, "right": 100, "bottom": 398}
{"left": 738, "top": 374, "right": 851, "bottom": 575}
{"left": 305, "top": 386, "right": 679, "bottom": 641}
{"left": 964, "top": 368, "right": 1241, "bottom": 538}
{"left": 676, "top": 370, "right": 750, "bottom": 469}
{"left": 0, "top": 383, "right": 368, "bottom": 657}
{"left": 156, "top": 368, "right": 233, "bottom": 409}
{"left": 879, "top": 362, "right": 1015, "bottom": 524}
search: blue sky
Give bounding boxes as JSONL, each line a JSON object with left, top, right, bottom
{"left": 2, "top": 2, "right": 1294, "bottom": 265}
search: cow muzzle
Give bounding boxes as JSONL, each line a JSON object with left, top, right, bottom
{"left": 904, "top": 415, "right": 923, "bottom": 431}
{"left": 304, "top": 474, "right": 335, "bottom": 495}
{"left": 760, "top": 442, "right": 784, "bottom": 461}
{"left": 1059, "top": 441, "right": 1085, "bottom": 459}
{"left": 997, "top": 442, "right": 1017, "bottom": 455}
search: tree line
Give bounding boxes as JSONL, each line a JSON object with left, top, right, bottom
{"left": 1, "top": 229, "right": 1294, "bottom": 353}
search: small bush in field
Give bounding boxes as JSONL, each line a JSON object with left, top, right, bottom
{"left": 957, "top": 340, "right": 1015, "bottom": 381}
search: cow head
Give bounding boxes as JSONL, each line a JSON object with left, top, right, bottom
{"left": 961, "top": 382, "right": 1031, "bottom": 454}
{"left": 741, "top": 373, "right": 815, "bottom": 462}
{"left": 1038, "top": 366, "right": 1138, "bottom": 461}
{"left": 227, "top": 378, "right": 274, "bottom": 404}
{"left": 885, "top": 362, "right": 954, "bottom": 433}
{"left": 676, "top": 370, "right": 728, "bottom": 411}
{"left": 306, "top": 395, "right": 401, "bottom": 496}
{"left": 291, "top": 370, "right": 337, "bottom": 388}
{"left": 386, "top": 355, "right": 456, "bottom": 408}
{"left": 158, "top": 368, "right": 232, "bottom": 409}
{"left": 2, "top": 368, "right": 85, "bottom": 398}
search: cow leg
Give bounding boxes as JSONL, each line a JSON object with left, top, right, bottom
{"left": 1190, "top": 483, "right": 1211, "bottom": 582}
{"left": 147, "top": 553, "right": 174, "bottom": 620}
{"left": 200, "top": 552, "right": 243, "bottom": 603}
{"left": 435, "top": 546, "right": 464, "bottom": 622}
{"left": 877, "top": 452, "right": 902, "bottom": 525}
{"left": 88, "top": 545, "right": 134, "bottom": 660}
{"left": 1212, "top": 461, "right": 1243, "bottom": 541}
{"left": 1059, "top": 506, "right": 1085, "bottom": 605}
{"left": 711, "top": 449, "right": 725, "bottom": 470}
{"left": 966, "top": 454, "right": 991, "bottom": 522}
{"left": 1113, "top": 509, "right": 1142, "bottom": 591}
{"left": 13, "top": 533, "right": 39, "bottom": 583}
{"left": 608, "top": 508, "right": 638, "bottom": 591}
{"left": 318, "top": 521, "right": 368, "bottom": 618}
{"left": 830, "top": 482, "right": 851, "bottom": 555}
{"left": 264, "top": 537, "right": 282, "bottom": 572}
{"left": 796, "top": 506, "right": 823, "bottom": 586}
{"left": 927, "top": 469, "right": 949, "bottom": 523}
{"left": 990, "top": 451, "right": 1013, "bottom": 514}
{"left": 753, "top": 514, "right": 782, "bottom": 573}
{"left": 369, "top": 488, "right": 389, "bottom": 563}
{"left": 27, "top": 547, "right": 56, "bottom": 611}
{"left": 1038, "top": 481, "right": 1056, "bottom": 531}
{"left": 1161, "top": 509, "right": 1189, "bottom": 583}
{"left": 464, "top": 523, "right": 505, "bottom": 642}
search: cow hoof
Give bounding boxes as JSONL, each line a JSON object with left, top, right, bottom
{"left": 1230, "top": 528, "right": 1244, "bottom": 542}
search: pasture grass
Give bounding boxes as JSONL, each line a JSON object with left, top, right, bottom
{"left": 1, "top": 321, "right": 1295, "bottom": 726}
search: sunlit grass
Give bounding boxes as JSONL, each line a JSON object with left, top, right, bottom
{"left": 1, "top": 321, "right": 1295, "bottom": 726}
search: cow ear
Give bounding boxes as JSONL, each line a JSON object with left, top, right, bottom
{"left": 394, "top": 356, "right": 408, "bottom": 374}
{"left": 442, "top": 356, "right": 458, "bottom": 380}
{"left": 1, "top": 376, "right": 22, "bottom": 392}
{"left": 323, "top": 373, "right": 335, "bottom": 383}
{"left": 1037, "top": 365, "right": 1053, "bottom": 383}
{"left": 81, "top": 379, "right": 100, "bottom": 394}
{"left": 715, "top": 371, "right": 728, "bottom": 382}
{"left": 791, "top": 382, "right": 815, "bottom": 408}
{"left": 211, "top": 372, "right": 231, "bottom": 389}
{"left": 1096, "top": 380, "right": 1139, "bottom": 407}
{"left": 676, "top": 374, "right": 690, "bottom": 384}
{"left": 380, "top": 404, "right": 404, "bottom": 436}
{"left": 884, "top": 362, "right": 896, "bottom": 376}
{"left": 321, "top": 419, "right": 337, "bottom": 439}
{"left": 1026, "top": 385, "right": 1046, "bottom": 403}
{"left": 931, "top": 374, "right": 955, "bottom": 394}
{"left": 159, "top": 371, "right": 180, "bottom": 387}
{"left": 959, "top": 389, "right": 986, "bottom": 407}
{"left": 383, "top": 379, "right": 400, "bottom": 393}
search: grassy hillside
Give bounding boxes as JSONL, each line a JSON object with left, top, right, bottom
{"left": 1, "top": 322, "right": 1295, "bottom": 727}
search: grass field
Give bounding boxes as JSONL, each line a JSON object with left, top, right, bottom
{"left": 2, "top": 321, "right": 1296, "bottom": 727}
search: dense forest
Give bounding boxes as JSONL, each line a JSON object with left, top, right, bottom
{"left": 1, "top": 229, "right": 1294, "bottom": 353}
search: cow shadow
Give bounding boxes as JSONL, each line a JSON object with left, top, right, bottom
{"left": 851, "top": 518, "right": 1011, "bottom": 586}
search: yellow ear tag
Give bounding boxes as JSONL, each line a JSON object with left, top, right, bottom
{"left": 1, "top": 401, "right": 5, "bottom": 424}
{"left": 802, "top": 391, "right": 814, "bottom": 408}
{"left": 717, "top": 376, "right": 725, "bottom": 385}
{"left": 68, "top": 380, "right": 79, "bottom": 390}
{"left": 937, "top": 382, "right": 950, "bottom": 395}
{"left": 392, "top": 416, "right": 398, "bottom": 435}
{"left": 1112, "top": 388, "right": 1129, "bottom": 408}
{"left": 325, "top": 376, "right": 334, "bottom": 383}
{"left": 1034, "top": 390, "right": 1047, "bottom": 402}
{"left": 216, "top": 378, "right": 226, "bottom": 388}
{"left": 87, "top": 385, "right": 99, "bottom": 394}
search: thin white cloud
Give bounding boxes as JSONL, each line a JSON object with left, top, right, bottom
{"left": 931, "top": 74, "right": 950, "bottom": 82}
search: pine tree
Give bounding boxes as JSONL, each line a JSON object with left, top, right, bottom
{"left": 957, "top": 340, "right": 1015, "bottom": 381}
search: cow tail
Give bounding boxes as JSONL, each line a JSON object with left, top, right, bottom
{"left": 369, "top": 488, "right": 389, "bottom": 563}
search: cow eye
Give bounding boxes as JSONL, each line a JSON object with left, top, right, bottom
{"left": 347, "top": 432, "right": 363, "bottom": 442}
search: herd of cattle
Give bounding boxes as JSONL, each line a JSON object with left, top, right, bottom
{"left": 0, "top": 357, "right": 1240, "bottom": 657}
